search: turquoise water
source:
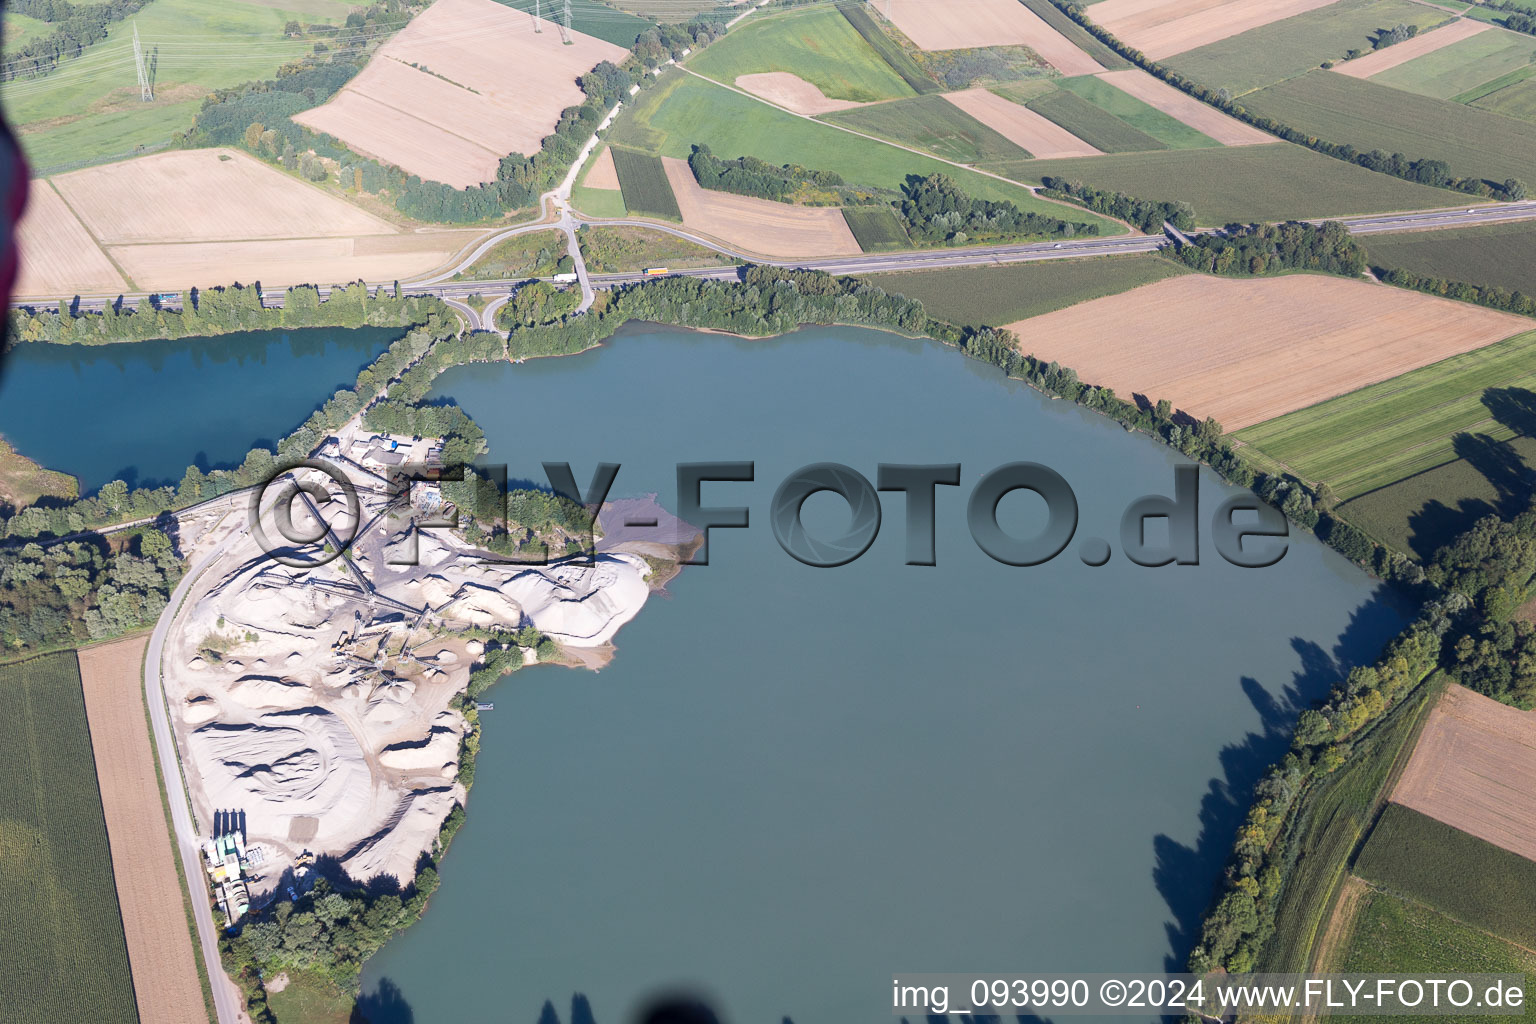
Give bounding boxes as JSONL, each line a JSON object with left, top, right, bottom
{"left": 358, "top": 324, "right": 1407, "bottom": 1024}
{"left": 0, "top": 327, "right": 403, "bottom": 493}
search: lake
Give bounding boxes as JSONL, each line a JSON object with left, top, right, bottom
{"left": 357, "top": 323, "right": 1407, "bottom": 1024}
{"left": 0, "top": 326, "right": 404, "bottom": 493}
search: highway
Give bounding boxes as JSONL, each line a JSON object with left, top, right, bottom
{"left": 34, "top": 198, "right": 1536, "bottom": 324}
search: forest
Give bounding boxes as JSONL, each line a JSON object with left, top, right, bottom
{"left": 1170, "top": 221, "right": 1366, "bottom": 277}
{"left": 2, "top": 0, "right": 150, "bottom": 81}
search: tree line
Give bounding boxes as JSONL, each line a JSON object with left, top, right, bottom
{"left": 1170, "top": 221, "right": 1367, "bottom": 277}
{"left": 7, "top": 282, "right": 449, "bottom": 346}
{"left": 1481, "top": 0, "right": 1536, "bottom": 34}
{"left": 1039, "top": 176, "right": 1195, "bottom": 233}
{"left": 2, "top": 0, "right": 151, "bottom": 82}
{"left": 687, "top": 144, "right": 853, "bottom": 203}
{"left": 1373, "top": 265, "right": 1536, "bottom": 318}
{"left": 1049, "top": 0, "right": 1528, "bottom": 202}
{"left": 899, "top": 172, "right": 1096, "bottom": 245}
{"left": 187, "top": 11, "right": 729, "bottom": 224}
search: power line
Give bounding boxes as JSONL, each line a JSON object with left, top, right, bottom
{"left": 133, "top": 24, "right": 153, "bottom": 101}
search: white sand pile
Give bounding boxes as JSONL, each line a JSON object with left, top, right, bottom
{"left": 341, "top": 786, "right": 457, "bottom": 884}
{"left": 379, "top": 727, "right": 460, "bottom": 772}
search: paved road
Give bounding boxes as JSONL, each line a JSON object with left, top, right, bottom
{"left": 144, "top": 511, "right": 253, "bottom": 1024}
{"left": 1332, "top": 199, "right": 1536, "bottom": 235}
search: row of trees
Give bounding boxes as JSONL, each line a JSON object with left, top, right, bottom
{"left": 687, "top": 144, "right": 848, "bottom": 203}
{"left": 1038, "top": 176, "right": 1195, "bottom": 233}
{"left": 189, "top": 10, "right": 730, "bottom": 225}
{"left": 3, "top": 0, "right": 150, "bottom": 81}
{"left": 1051, "top": 0, "right": 1528, "bottom": 202}
{"left": 0, "top": 527, "right": 180, "bottom": 651}
{"left": 1373, "top": 265, "right": 1536, "bottom": 318}
{"left": 1191, "top": 502, "right": 1536, "bottom": 973}
{"left": 1170, "top": 221, "right": 1367, "bottom": 277}
{"left": 7, "top": 282, "right": 449, "bottom": 345}
{"left": 899, "top": 173, "right": 1095, "bottom": 245}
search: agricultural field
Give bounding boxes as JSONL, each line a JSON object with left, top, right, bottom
{"left": 1090, "top": 69, "right": 1273, "bottom": 145}
{"left": 1327, "top": 884, "right": 1536, "bottom": 1024}
{"left": 13, "top": 148, "right": 473, "bottom": 297}
{"left": 1021, "top": 143, "right": 1461, "bottom": 225}
{"left": 0, "top": 652, "right": 137, "bottom": 1024}
{"left": 1355, "top": 803, "right": 1536, "bottom": 951}
{"left": 1391, "top": 684, "right": 1536, "bottom": 861}
{"left": 78, "top": 637, "right": 209, "bottom": 1024}
{"left": 840, "top": 205, "right": 911, "bottom": 251}
{"left": 459, "top": 230, "right": 570, "bottom": 281}
{"left": 837, "top": 3, "right": 942, "bottom": 95}
{"left": 1365, "top": 221, "right": 1536, "bottom": 296}
{"left": 659, "top": 157, "right": 860, "bottom": 258}
{"left": 864, "top": 254, "right": 1187, "bottom": 327}
{"left": 1370, "top": 24, "right": 1536, "bottom": 100}
{"left": 943, "top": 88, "right": 1101, "bottom": 159}
{"left": 1339, "top": 438, "right": 1536, "bottom": 558}
{"left": 1470, "top": 74, "right": 1536, "bottom": 120}
{"left": 494, "top": 0, "right": 651, "bottom": 46}
{"left": 687, "top": 6, "right": 915, "bottom": 104}
{"left": 611, "top": 148, "right": 682, "bottom": 221}
{"left": 1161, "top": 0, "right": 1450, "bottom": 95}
{"left": 1022, "top": 88, "right": 1168, "bottom": 153}
{"left": 577, "top": 224, "right": 738, "bottom": 273}
{"left": 1086, "top": 0, "right": 1339, "bottom": 60}
{"left": 1259, "top": 679, "right": 1441, "bottom": 972}
{"left": 571, "top": 145, "right": 628, "bottom": 218}
{"left": 822, "top": 94, "right": 1033, "bottom": 165}
{"left": 294, "top": 0, "right": 630, "bottom": 187}
{"left": 1054, "top": 75, "right": 1221, "bottom": 148}
{"left": 6, "top": 0, "right": 348, "bottom": 174}
{"left": 1016, "top": 0, "right": 1131, "bottom": 70}
{"left": 1243, "top": 70, "right": 1536, "bottom": 184}
{"left": 1008, "top": 275, "right": 1528, "bottom": 431}
{"left": 584, "top": 146, "right": 622, "bottom": 192}
{"left": 1336, "top": 19, "right": 1494, "bottom": 87}
{"left": 876, "top": 0, "right": 1105, "bottom": 75}
{"left": 605, "top": 72, "right": 1120, "bottom": 229}
{"left": 1233, "top": 327, "right": 1536, "bottom": 499}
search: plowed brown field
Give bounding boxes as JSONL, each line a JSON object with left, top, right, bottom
{"left": 584, "top": 146, "right": 622, "bottom": 191}
{"left": 1333, "top": 18, "right": 1489, "bottom": 78}
{"left": 737, "top": 72, "right": 867, "bottom": 114}
{"left": 1392, "top": 684, "right": 1536, "bottom": 863}
{"left": 78, "top": 636, "right": 208, "bottom": 1024}
{"left": 15, "top": 181, "right": 127, "bottom": 297}
{"left": 661, "top": 157, "right": 859, "bottom": 259}
{"left": 876, "top": 0, "right": 1104, "bottom": 73}
{"left": 1094, "top": 69, "right": 1272, "bottom": 144}
{"left": 943, "top": 88, "right": 1101, "bottom": 158}
{"left": 1088, "top": 0, "right": 1338, "bottom": 59}
{"left": 1003, "top": 275, "right": 1529, "bottom": 429}
{"left": 295, "top": 0, "right": 628, "bottom": 187}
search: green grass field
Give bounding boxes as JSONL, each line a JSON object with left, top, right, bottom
{"left": 1024, "top": 88, "right": 1166, "bottom": 153}
{"left": 1366, "top": 221, "right": 1536, "bottom": 296}
{"left": 1338, "top": 437, "right": 1536, "bottom": 558}
{"left": 0, "top": 652, "right": 137, "bottom": 1024}
{"left": 841, "top": 205, "right": 910, "bottom": 252}
{"left": 460, "top": 229, "right": 569, "bottom": 281}
{"left": 1259, "top": 678, "right": 1440, "bottom": 972}
{"left": 1372, "top": 25, "right": 1536, "bottom": 100}
{"left": 1055, "top": 75, "right": 1220, "bottom": 149}
{"left": 9, "top": 0, "right": 350, "bottom": 173}
{"left": 1470, "top": 73, "right": 1536, "bottom": 120}
{"left": 688, "top": 6, "right": 915, "bottom": 103}
{"left": 1016, "top": 0, "right": 1131, "bottom": 70}
{"left": 864, "top": 255, "right": 1186, "bottom": 327}
{"left": 494, "top": 0, "right": 649, "bottom": 46}
{"left": 836, "top": 3, "right": 942, "bottom": 95}
{"left": 2, "top": 10, "right": 51, "bottom": 48}
{"left": 1243, "top": 70, "right": 1536, "bottom": 185}
{"left": 822, "top": 94, "right": 1034, "bottom": 163}
{"left": 610, "top": 147, "right": 682, "bottom": 221}
{"left": 1355, "top": 804, "right": 1536, "bottom": 951}
{"left": 267, "top": 970, "right": 356, "bottom": 1024}
{"left": 1328, "top": 885, "right": 1536, "bottom": 1024}
{"left": 607, "top": 72, "right": 1121, "bottom": 230}
{"left": 578, "top": 224, "right": 737, "bottom": 272}
{"left": 1234, "top": 329, "right": 1536, "bottom": 500}
{"left": 1019, "top": 143, "right": 1463, "bottom": 224}
{"left": 610, "top": 0, "right": 722, "bottom": 20}
{"left": 1164, "top": 0, "right": 1450, "bottom": 96}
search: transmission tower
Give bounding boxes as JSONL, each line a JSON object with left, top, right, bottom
{"left": 533, "top": 0, "right": 542, "bottom": 32}
{"left": 561, "top": 0, "right": 572, "bottom": 44}
{"left": 133, "top": 24, "right": 153, "bottom": 101}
